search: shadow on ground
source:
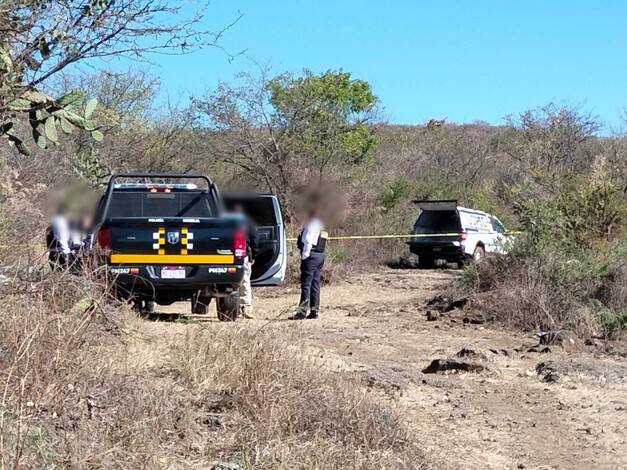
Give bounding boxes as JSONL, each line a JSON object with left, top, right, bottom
{"left": 386, "top": 257, "right": 460, "bottom": 270}
{"left": 140, "top": 311, "right": 215, "bottom": 322}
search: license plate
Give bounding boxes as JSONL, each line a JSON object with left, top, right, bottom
{"left": 432, "top": 247, "right": 442, "bottom": 252}
{"left": 161, "top": 266, "right": 186, "bottom": 279}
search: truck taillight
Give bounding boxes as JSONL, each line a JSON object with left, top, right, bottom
{"left": 460, "top": 231, "right": 468, "bottom": 241}
{"left": 97, "top": 228, "right": 111, "bottom": 250}
{"left": 234, "top": 229, "right": 246, "bottom": 258}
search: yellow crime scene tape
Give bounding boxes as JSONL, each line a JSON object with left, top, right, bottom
{"left": 0, "top": 232, "right": 522, "bottom": 248}
{"left": 286, "top": 232, "right": 521, "bottom": 241}
{"left": 286, "top": 233, "right": 460, "bottom": 241}
{"left": 0, "top": 235, "right": 421, "bottom": 248}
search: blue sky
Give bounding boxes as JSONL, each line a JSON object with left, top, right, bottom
{"left": 122, "top": 0, "right": 627, "bottom": 127}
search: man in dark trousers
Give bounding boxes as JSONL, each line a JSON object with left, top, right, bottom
{"left": 290, "top": 209, "right": 327, "bottom": 320}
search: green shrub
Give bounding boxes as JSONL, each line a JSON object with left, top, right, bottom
{"left": 327, "top": 244, "right": 350, "bottom": 262}
{"left": 380, "top": 176, "right": 411, "bottom": 212}
{"left": 459, "top": 262, "right": 479, "bottom": 286}
{"left": 466, "top": 199, "right": 627, "bottom": 338}
{"left": 590, "top": 300, "right": 627, "bottom": 340}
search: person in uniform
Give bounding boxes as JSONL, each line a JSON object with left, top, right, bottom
{"left": 233, "top": 204, "right": 259, "bottom": 319}
{"left": 290, "top": 209, "right": 327, "bottom": 320}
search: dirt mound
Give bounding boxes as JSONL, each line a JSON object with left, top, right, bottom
{"left": 423, "top": 348, "right": 500, "bottom": 374}
{"left": 536, "top": 359, "right": 627, "bottom": 383}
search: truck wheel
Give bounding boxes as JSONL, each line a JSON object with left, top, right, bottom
{"left": 418, "top": 255, "right": 435, "bottom": 269}
{"left": 472, "top": 246, "right": 485, "bottom": 263}
{"left": 217, "top": 293, "right": 239, "bottom": 322}
{"left": 191, "top": 293, "right": 211, "bottom": 315}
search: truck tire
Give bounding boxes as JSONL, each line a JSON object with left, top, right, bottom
{"left": 418, "top": 255, "right": 435, "bottom": 269}
{"left": 217, "top": 293, "right": 239, "bottom": 322}
{"left": 472, "top": 245, "right": 485, "bottom": 263}
{"left": 191, "top": 293, "right": 211, "bottom": 315}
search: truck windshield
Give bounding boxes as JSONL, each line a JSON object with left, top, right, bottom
{"left": 106, "top": 191, "right": 215, "bottom": 218}
{"left": 413, "top": 210, "right": 461, "bottom": 234}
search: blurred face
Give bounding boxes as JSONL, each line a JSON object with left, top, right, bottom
{"left": 81, "top": 216, "right": 92, "bottom": 231}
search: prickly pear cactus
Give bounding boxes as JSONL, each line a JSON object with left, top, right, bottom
{"left": 2, "top": 87, "right": 103, "bottom": 155}
{"left": 1, "top": 40, "right": 103, "bottom": 156}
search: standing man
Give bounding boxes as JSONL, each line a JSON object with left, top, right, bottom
{"left": 290, "top": 209, "right": 327, "bottom": 320}
{"left": 47, "top": 205, "right": 73, "bottom": 270}
{"left": 233, "top": 204, "right": 259, "bottom": 319}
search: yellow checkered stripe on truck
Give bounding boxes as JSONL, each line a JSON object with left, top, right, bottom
{"left": 109, "top": 254, "right": 234, "bottom": 264}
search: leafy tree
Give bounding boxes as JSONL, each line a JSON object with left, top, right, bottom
{"left": 267, "top": 70, "right": 379, "bottom": 179}
{"left": 0, "top": 0, "right": 237, "bottom": 154}
{"left": 70, "top": 68, "right": 160, "bottom": 128}
{"left": 193, "top": 68, "right": 379, "bottom": 216}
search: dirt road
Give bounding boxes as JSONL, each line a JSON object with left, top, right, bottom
{"left": 155, "top": 268, "right": 627, "bottom": 469}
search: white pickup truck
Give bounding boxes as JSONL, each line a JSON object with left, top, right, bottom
{"left": 407, "top": 200, "right": 513, "bottom": 268}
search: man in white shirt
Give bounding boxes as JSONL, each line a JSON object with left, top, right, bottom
{"left": 48, "top": 205, "right": 73, "bottom": 270}
{"left": 290, "top": 210, "right": 327, "bottom": 320}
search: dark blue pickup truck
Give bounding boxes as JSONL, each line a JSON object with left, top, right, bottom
{"left": 94, "top": 173, "right": 286, "bottom": 320}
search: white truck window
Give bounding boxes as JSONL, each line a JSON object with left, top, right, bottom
{"left": 491, "top": 218, "right": 506, "bottom": 233}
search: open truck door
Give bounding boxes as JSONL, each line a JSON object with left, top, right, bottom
{"left": 223, "top": 193, "right": 287, "bottom": 286}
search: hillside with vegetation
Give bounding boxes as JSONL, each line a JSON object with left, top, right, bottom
{"left": 3, "top": 68, "right": 625, "bottom": 335}
{"left": 1, "top": 1, "right": 626, "bottom": 468}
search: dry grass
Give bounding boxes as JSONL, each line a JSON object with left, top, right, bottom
{"left": 462, "top": 251, "right": 627, "bottom": 340}
{"left": 0, "top": 266, "right": 426, "bottom": 469}
{"left": 168, "top": 326, "right": 425, "bottom": 469}
{"left": 0, "top": 267, "right": 122, "bottom": 468}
